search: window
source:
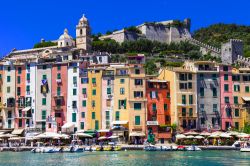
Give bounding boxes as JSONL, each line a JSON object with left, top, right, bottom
{"left": 189, "top": 95, "right": 193, "bottom": 104}
{"left": 232, "top": 75, "right": 240, "bottom": 81}
{"left": 115, "top": 111, "right": 120, "bottom": 120}
{"left": 42, "top": 75, "right": 47, "bottom": 80}
{"left": 95, "top": 120, "right": 99, "bottom": 130}
{"left": 17, "top": 87, "right": 21, "bottom": 96}
{"left": 211, "top": 88, "right": 217, "bottom": 97}
{"left": 42, "top": 98, "right": 46, "bottom": 105}
{"left": 107, "top": 88, "right": 111, "bottom": 94}
{"left": 106, "top": 111, "right": 110, "bottom": 120}
{"left": 135, "top": 69, "right": 140, "bottom": 74}
{"left": 57, "top": 65, "right": 61, "bottom": 70}
{"left": 134, "top": 103, "right": 141, "bottom": 110}
{"left": 235, "top": 122, "right": 239, "bottom": 130}
{"left": 150, "top": 91, "right": 158, "bottom": 99}
{"left": 134, "top": 91, "right": 143, "bottom": 98}
{"left": 223, "top": 66, "right": 228, "bottom": 71}
{"left": 189, "top": 108, "right": 193, "bottom": 116}
{"left": 200, "top": 87, "right": 204, "bottom": 97}
{"left": 57, "top": 73, "right": 61, "bottom": 79}
{"left": 224, "top": 74, "right": 228, "bottom": 81}
{"left": 7, "top": 87, "right": 10, "bottom": 93}
{"left": 152, "top": 103, "right": 157, "bottom": 111}
{"left": 91, "top": 100, "right": 95, "bottom": 107}
{"left": 188, "top": 74, "right": 192, "bottom": 80}
{"left": 81, "top": 112, "right": 85, "bottom": 118}
{"left": 120, "top": 88, "right": 125, "bottom": 95}
{"left": 235, "top": 109, "right": 239, "bottom": 117}
{"left": 234, "top": 85, "right": 240, "bottom": 92}
{"left": 92, "top": 112, "right": 95, "bottom": 119}
{"left": 134, "top": 79, "right": 143, "bottom": 85}
{"left": 7, "top": 76, "right": 11, "bottom": 82}
{"left": 42, "top": 110, "right": 46, "bottom": 120}
{"left": 213, "top": 104, "right": 218, "bottom": 112}
{"left": 182, "top": 95, "right": 186, "bottom": 104}
{"left": 82, "top": 100, "right": 86, "bottom": 107}
{"left": 167, "top": 92, "right": 170, "bottom": 98}
{"left": 234, "top": 96, "right": 238, "bottom": 104}
{"left": 225, "top": 97, "right": 229, "bottom": 103}
{"left": 246, "top": 86, "right": 250, "bottom": 93}
{"left": 81, "top": 78, "right": 88, "bottom": 84}
{"left": 179, "top": 83, "right": 187, "bottom": 89}
{"left": 73, "top": 76, "right": 77, "bottom": 85}
{"left": 106, "top": 99, "right": 111, "bottom": 107}
{"left": 26, "top": 85, "right": 30, "bottom": 93}
{"left": 120, "top": 79, "right": 125, "bottom": 84}
{"left": 82, "top": 88, "right": 87, "bottom": 94}
{"left": 179, "top": 73, "right": 187, "bottom": 81}
{"left": 80, "top": 122, "right": 84, "bottom": 129}
{"left": 73, "top": 67, "right": 77, "bottom": 73}
{"left": 42, "top": 65, "right": 47, "bottom": 70}
{"left": 7, "top": 66, "right": 11, "bottom": 72}
{"left": 182, "top": 108, "right": 186, "bottom": 116}
{"left": 18, "top": 67, "right": 22, "bottom": 74}
{"left": 164, "top": 104, "right": 168, "bottom": 111}
{"left": 92, "top": 89, "right": 96, "bottom": 95}
{"left": 19, "top": 119, "right": 22, "bottom": 127}
{"left": 188, "top": 82, "right": 192, "bottom": 89}
{"left": 27, "top": 73, "right": 30, "bottom": 81}
{"left": 72, "top": 113, "right": 76, "bottom": 122}
{"left": 92, "top": 78, "right": 96, "bottom": 84}
{"left": 73, "top": 89, "right": 77, "bottom": 95}
{"left": 224, "top": 84, "right": 229, "bottom": 92}
{"left": 118, "top": 100, "right": 126, "bottom": 109}
{"left": 17, "top": 76, "right": 21, "bottom": 84}
{"left": 212, "top": 74, "right": 217, "bottom": 80}
{"left": 57, "top": 87, "right": 61, "bottom": 95}
{"left": 135, "top": 116, "right": 140, "bottom": 125}
{"left": 72, "top": 101, "right": 77, "bottom": 108}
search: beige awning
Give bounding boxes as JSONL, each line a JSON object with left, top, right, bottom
{"left": 112, "top": 121, "right": 128, "bottom": 125}
{"left": 12, "top": 129, "right": 24, "bottom": 135}
{"left": 242, "top": 97, "right": 250, "bottom": 101}
{"left": 129, "top": 132, "right": 145, "bottom": 137}
{"left": 22, "top": 107, "right": 31, "bottom": 112}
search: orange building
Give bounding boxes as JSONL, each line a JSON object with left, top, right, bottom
{"left": 146, "top": 79, "right": 171, "bottom": 143}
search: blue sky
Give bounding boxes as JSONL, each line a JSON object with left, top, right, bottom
{"left": 0, "top": 0, "right": 249, "bottom": 56}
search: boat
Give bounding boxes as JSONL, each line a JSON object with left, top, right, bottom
{"left": 62, "top": 147, "right": 72, "bottom": 152}
{"left": 186, "top": 146, "right": 202, "bottom": 151}
{"left": 114, "top": 145, "right": 122, "bottom": 151}
{"left": 52, "top": 147, "right": 63, "bottom": 153}
{"left": 158, "top": 146, "right": 178, "bottom": 151}
{"left": 144, "top": 145, "right": 157, "bottom": 151}
{"left": 96, "top": 146, "right": 103, "bottom": 151}
{"left": 240, "top": 147, "right": 250, "bottom": 152}
{"left": 103, "top": 146, "right": 113, "bottom": 151}
{"left": 70, "top": 145, "right": 84, "bottom": 152}
{"left": 177, "top": 145, "right": 186, "bottom": 151}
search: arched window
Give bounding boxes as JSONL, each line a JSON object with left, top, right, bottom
{"left": 80, "top": 29, "right": 83, "bottom": 35}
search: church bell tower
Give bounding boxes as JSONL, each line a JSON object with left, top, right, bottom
{"left": 76, "top": 14, "right": 91, "bottom": 51}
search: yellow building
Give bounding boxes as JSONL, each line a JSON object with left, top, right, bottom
{"left": 232, "top": 68, "right": 250, "bottom": 130}
{"left": 158, "top": 67, "right": 197, "bottom": 132}
{"left": 128, "top": 64, "right": 147, "bottom": 141}
{"left": 87, "top": 67, "right": 103, "bottom": 130}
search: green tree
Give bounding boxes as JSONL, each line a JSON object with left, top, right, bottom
{"left": 33, "top": 41, "right": 57, "bottom": 48}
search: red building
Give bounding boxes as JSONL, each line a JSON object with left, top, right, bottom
{"left": 48, "top": 63, "right": 68, "bottom": 132}
{"left": 146, "top": 79, "right": 171, "bottom": 144}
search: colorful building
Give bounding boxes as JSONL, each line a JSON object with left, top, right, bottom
{"left": 0, "top": 63, "right": 4, "bottom": 129}
{"left": 146, "top": 79, "right": 171, "bottom": 143}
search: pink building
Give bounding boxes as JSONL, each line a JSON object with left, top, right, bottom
{"left": 219, "top": 65, "right": 233, "bottom": 130}
{"left": 48, "top": 63, "right": 68, "bottom": 132}
{"left": 78, "top": 61, "right": 89, "bottom": 130}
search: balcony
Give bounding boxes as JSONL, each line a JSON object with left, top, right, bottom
{"left": 116, "top": 70, "right": 129, "bottom": 76}
{"left": 103, "top": 71, "right": 114, "bottom": 77}
{"left": 56, "top": 79, "right": 62, "bottom": 84}
{"left": 52, "top": 93, "right": 64, "bottom": 98}
{"left": 52, "top": 105, "right": 62, "bottom": 111}
{"left": 128, "top": 97, "right": 147, "bottom": 102}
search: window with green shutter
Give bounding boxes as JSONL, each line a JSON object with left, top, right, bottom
{"left": 200, "top": 87, "right": 204, "bottom": 97}
{"left": 73, "top": 76, "right": 77, "bottom": 84}
{"left": 57, "top": 73, "right": 61, "bottom": 79}
{"left": 80, "top": 122, "right": 84, "bottom": 129}
{"left": 182, "top": 95, "right": 186, "bottom": 104}
{"left": 18, "top": 67, "right": 22, "bottom": 74}
{"left": 224, "top": 84, "right": 229, "bottom": 92}
{"left": 17, "top": 87, "right": 21, "bottom": 96}
{"left": 152, "top": 103, "right": 157, "bottom": 111}
{"left": 234, "top": 96, "right": 238, "bottom": 104}
{"left": 92, "top": 112, "right": 95, "bottom": 119}
{"left": 120, "top": 79, "right": 125, "bottom": 84}
{"left": 7, "top": 87, "right": 10, "bottom": 93}
{"left": 182, "top": 108, "right": 186, "bottom": 116}
{"left": 82, "top": 88, "right": 86, "bottom": 94}
{"left": 81, "top": 112, "right": 85, "bottom": 118}
{"left": 234, "top": 85, "right": 240, "bottom": 92}
{"left": 189, "top": 108, "right": 193, "bottom": 116}
{"left": 107, "top": 88, "right": 111, "bottom": 94}
{"left": 92, "top": 89, "right": 96, "bottom": 95}
{"left": 92, "top": 78, "right": 96, "bottom": 84}
{"left": 225, "top": 97, "right": 229, "bottom": 103}
{"left": 120, "top": 88, "right": 125, "bottom": 95}
{"left": 224, "top": 74, "right": 228, "bottom": 81}
{"left": 57, "top": 65, "right": 61, "bottom": 70}
{"left": 115, "top": 111, "right": 120, "bottom": 120}
{"left": 7, "top": 76, "right": 11, "bottom": 82}
{"left": 27, "top": 73, "right": 30, "bottom": 81}
{"left": 135, "top": 116, "right": 140, "bottom": 125}
{"left": 167, "top": 92, "right": 170, "bottom": 98}
{"left": 164, "top": 104, "right": 168, "bottom": 111}
{"left": 73, "top": 89, "right": 77, "bottom": 95}
{"left": 42, "top": 98, "right": 46, "bottom": 105}
{"left": 118, "top": 100, "right": 126, "bottom": 109}
{"left": 19, "top": 119, "right": 22, "bottom": 127}
{"left": 42, "top": 75, "right": 47, "bottom": 80}
{"left": 234, "top": 109, "right": 239, "bottom": 117}
{"left": 17, "top": 76, "right": 21, "bottom": 84}
{"left": 42, "top": 110, "right": 46, "bottom": 120}
{"left": 82, "top": 100, "right": 86, "bottom": 107}
{"left": 26, "top": 85, "right": 30, "bottom": 92}
{"left": 235, "top": 122, "right": 239, "bottom": 130}
{"left": 57, "top": 87, "right": 61, "bottom": 95}
{"left": 95, "top": 120, "right": 99, "bottom": 130}
{"left": 72, "top": 113, "right": 76, "bottom": 122}
{"left": 189, "top": 95, "right": 193, "bottom": 104}
{"left": 134, "top": 103, "right": 141, "bottom": 110}
{"left": 245, "top": 86, "right": 250, "bottom": 93}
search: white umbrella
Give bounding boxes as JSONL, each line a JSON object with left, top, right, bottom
{"left": 200, "top": 132, "right": 211, "bottom": 136}
{"left": 195, "top": 135, "right": 204, "bottom": 139}
{"left": 74, "top": 133, "right": 93, "bottom": 138}
{"left": 109, "top": 135, "right": 119, "bottom": 139}
{"left": 236, "top": 133, "right": 249, "bottom": 138}
{"left": 0, "top": 134, "right": 18, "bottom": 138}
{"left": 35, "top": 132, "right": 62, "bottom": 139}
{"left": 98, "top": 136, "right": 108, "bottom": 140}
{"left": 220, "top": 133, "right": 232, "bottom": 138}
{"left": 186, "top": 135, "right": 194, "bottom": 139}
{"left": 184, "top": 131, "right": 199, "bottom": 135}
{"left": 208, "top": 134, "right": 220, "bottom": 138}
{"left": 8, "top": 137, "right": 25, "bottom": 141}
{"left": 176, "top": 134, "right": 186, "bottom": 139}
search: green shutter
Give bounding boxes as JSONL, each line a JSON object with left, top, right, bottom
{"left": 82, "top": 88, "right": 86, "bottom": 94}
{"left": 92, "top": 78, "right": 96, "bottom": 84}
{"left": 124, "top": 100, "right": 126, "bottom": 109}
{"left": 42, "top": 98, "right": 46, "bottom": 105}
{"left": 72, "top": 113, "right": 76, "bottom": 122}
{"left": 115, "top": 111, "right": 120, "bottom": 120}
{"left": 107, "top": 88, "right": 111, "bottom": 94}
{"left": 245, "top": 86, "right": 250, "bottom": 93}
{"left": 234, "top": 96, "right": 238, "bottom": 104}
{"left": 118, "top": 100, "right": 121, "bottom": 109}
{"left": 92, "top": 89, "right": 96, "bottom": 95}
{"left": 164, "top": 104, "right": 168, "bottom": 111}
{"left": 135, "top": 116, "right": 140, "bottom": 125}
{"left": 26, "top": 85, "right": 30, "bottom": 92}
{"left": 80, "top": 122, "right": 84, "bottom": 129}
{"left": 95, "top": 120, "right": 99, "bottom": 130}
{"left": 82, "top": 100, "right": 86, "bottom": 107}
{"left": 27, "top": 73, "right": 30, "bottom": 81}
{"left": 42, "top": 110, "right": 46, "bottom": 120}
{"left": 92, "top": 112, "right": 95, "bottom": 119}
{"left": 7, "top": 76, "right": 11, "bottom": 82}
{"left": 42, "top": 75, "right": 47, "bottom": 80}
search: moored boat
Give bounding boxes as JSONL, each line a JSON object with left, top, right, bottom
{"left": 240, "top": 147, "right": 250, "bottom": 152}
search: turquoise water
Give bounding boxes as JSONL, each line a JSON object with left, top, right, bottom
{"left": 0, "top": 151, "right": 249, "bottom": 166}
